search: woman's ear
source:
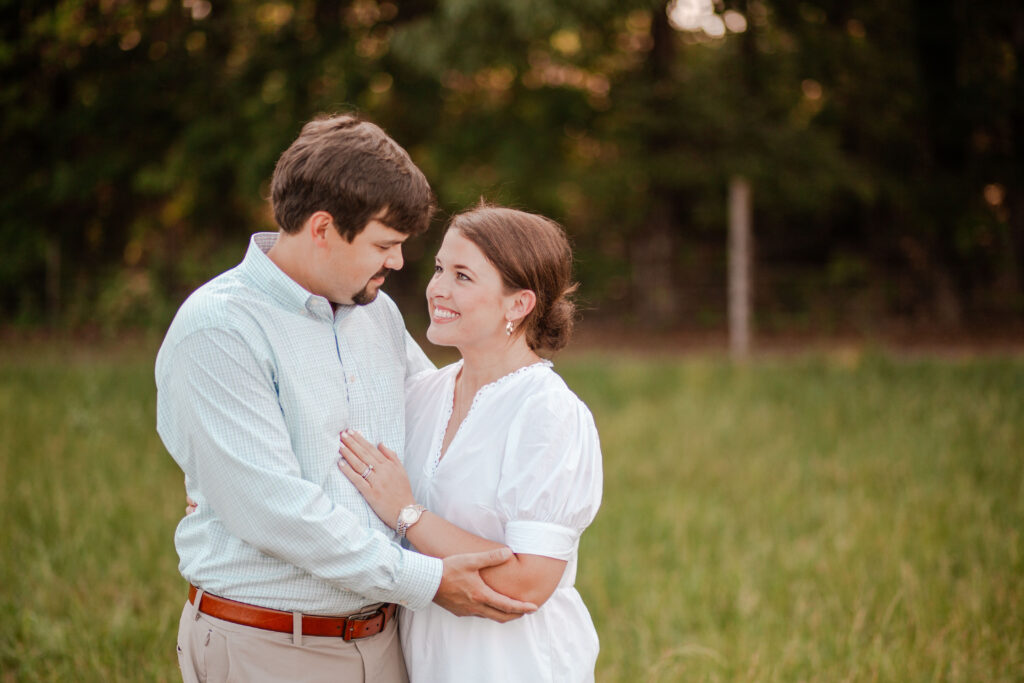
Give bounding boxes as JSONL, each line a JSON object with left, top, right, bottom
{"left": 507, "top": 289, "right": 537, "bottom": 323}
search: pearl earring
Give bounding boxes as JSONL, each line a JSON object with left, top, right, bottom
{"left": 505, "top": 319, "right": 515, "bottom": 336}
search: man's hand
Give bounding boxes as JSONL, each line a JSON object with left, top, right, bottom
{"left": 434, "top": 548, "right": 538, "bottom": 623}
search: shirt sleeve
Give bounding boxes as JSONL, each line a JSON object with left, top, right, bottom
{"left": 404, "top": 331, "right": 435, "bottom": 377}
{"left": 157, "top": 327, "right": 442, "bottom": 609}
{"left": 496, "top": 389, "right": 604, "bottom": 560}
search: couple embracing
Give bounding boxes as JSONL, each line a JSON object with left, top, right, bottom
{"left": 155, "top": 114, "right": 602, "bottom": 682}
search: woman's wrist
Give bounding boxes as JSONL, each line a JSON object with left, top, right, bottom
{"left": 396, "top": 503, "right": 427, "bottom": 537}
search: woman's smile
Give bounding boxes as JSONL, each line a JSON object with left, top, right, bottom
{"left": 431, "top": 303, "right": 460, "bottom": 323}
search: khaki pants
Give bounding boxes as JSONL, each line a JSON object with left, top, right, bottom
{"left": 176, "top": 598, "right": 408, "bottom": 683}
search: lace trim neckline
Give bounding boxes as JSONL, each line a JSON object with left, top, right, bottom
{"left": 428, "top": 359, "right": 552, "bottom": 476}
{"left": 458, "top": 358, "right": 552, "bottom": 393}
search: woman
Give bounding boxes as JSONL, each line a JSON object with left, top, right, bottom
{"left": 336, "top": 204, "right": 603, "bottom": 682}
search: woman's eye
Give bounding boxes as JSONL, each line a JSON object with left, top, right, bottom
{"left": 456, "top": 272, "right": 470, "bottom": 281}
{"left": 433, "top": 264, "right": 442, "bottom": 274}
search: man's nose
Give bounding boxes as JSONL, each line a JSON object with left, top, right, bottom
{"left": 386, "top": 245, "right": 404, "bottom": 271}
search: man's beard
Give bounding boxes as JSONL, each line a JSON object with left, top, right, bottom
{"left": 352, "top": 269, "right": 391, "bottom": 305}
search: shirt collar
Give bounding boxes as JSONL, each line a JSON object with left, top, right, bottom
{"left": 239, "top": 232, "right": 323, "bottom": 314}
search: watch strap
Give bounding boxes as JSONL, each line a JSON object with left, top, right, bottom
{"left": 397, "top": 504, "right": 427, "bottom": 538}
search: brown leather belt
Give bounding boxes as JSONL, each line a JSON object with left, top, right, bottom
{"left": 188, "top": 585, "right": 396, "bottom": 640}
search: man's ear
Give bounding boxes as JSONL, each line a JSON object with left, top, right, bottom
{"left": 507, "top": 289, "right": 537, "bottom": 323}
{"left": 307, "top": 211, "right": 334, "bottom": 247}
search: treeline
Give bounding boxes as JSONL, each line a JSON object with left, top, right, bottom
{"left": 2, "top": 0, "right": 1021, "bottom": 333}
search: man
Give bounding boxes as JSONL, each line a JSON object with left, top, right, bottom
{"left": 156, "top": 115, "right": 535, "bottom": 682}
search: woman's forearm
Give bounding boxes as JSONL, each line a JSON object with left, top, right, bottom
{"left": 405, "top": 511, "right": 503, "bottom": 557}
{"left": 405, "top": 512, "right": 566, "bottom": 607}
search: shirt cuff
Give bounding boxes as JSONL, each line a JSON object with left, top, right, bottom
{"left": 390, "top": 549, "right": 444, "bottom": 611}
{"left": 505, "top": 520, "right": 579, "bottom": 561}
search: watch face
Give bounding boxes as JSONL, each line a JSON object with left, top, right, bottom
{"left": 400, "top": 508, "right": 417, "bottom": 523}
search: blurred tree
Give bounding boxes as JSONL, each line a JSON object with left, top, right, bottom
{"left": 0, "top": 0, "right": 433, "bottom": 326}
{"left": 764, "top": 0, "right": 1024, "bottom": 325}
{"left": 0, "top": 0, "right": 1020, "bottom": 332}
{"left": 386, "top": 0, "right": 864, "bottom": 327}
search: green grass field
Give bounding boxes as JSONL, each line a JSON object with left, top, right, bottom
{"left": 1, "top": 344, "right": 1021, "bottom": 681}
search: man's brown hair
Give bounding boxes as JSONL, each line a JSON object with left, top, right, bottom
{"left": 270, "top": 114, "right": 436, "bottom": 240}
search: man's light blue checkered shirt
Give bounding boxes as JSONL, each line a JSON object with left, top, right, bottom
{"left": 156, "top": 232, "right": 443, "bottom": 615}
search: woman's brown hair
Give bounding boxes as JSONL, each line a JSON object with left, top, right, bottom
{"left": 448, "top": 202, "right": 578, "bottom": 352}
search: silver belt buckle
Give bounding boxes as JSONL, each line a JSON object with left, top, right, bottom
{"left": 342, "top": 605, "right": 385, "bottom": 641}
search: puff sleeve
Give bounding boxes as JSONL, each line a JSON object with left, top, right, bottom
{"left": 496, "top": 389, "right": 604, "bottom": 561}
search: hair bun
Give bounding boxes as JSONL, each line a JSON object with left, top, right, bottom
{"left": 528, "top": 285, "right": 578, "bottom": 352}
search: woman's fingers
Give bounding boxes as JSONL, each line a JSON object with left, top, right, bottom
{"left": 340, "top": 429, "right": 384, "bottom": 464}
{"left": 337, "top": 430, "right": 406, "bottom": 500}
{"left": 346, "top": 429, "right": 374, "bottom": 448}
{"left": 337, "top": 449, "right": 371, "bottom": 489}
{"left": 340, "top": 429, "right": 401, "bottom": 466}
{"left": 379, "top": 443, "right": 400, "bottom": 463}
{"left": 339, "top": 428, "right": 376, "bottom": 464}
{"left": 338, "top": 440, "right": 372, "bottom": 481}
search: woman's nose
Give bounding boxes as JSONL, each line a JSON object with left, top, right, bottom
{"left": 426, "top": 274, "right": 446, "bottom": 298}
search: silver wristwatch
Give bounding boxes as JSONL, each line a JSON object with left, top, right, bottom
{"left": 396, "top": 504, "right": 427, "bottom": 538}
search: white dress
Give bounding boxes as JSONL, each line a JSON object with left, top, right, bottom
{"left": 400, "top": 360, "right": 603, "bottom": 683}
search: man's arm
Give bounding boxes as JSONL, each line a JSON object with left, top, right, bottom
{"left": 180, "top": 479, "right": 536, "bottom": 620}
{"left": 403, "top": 330, "right": 435, "bottom": 377}
{"left": 435, "top": 549, "right": 539, "bottom": 622}
{"left": 158, "top": 327, "right": 441, "bottom": 608}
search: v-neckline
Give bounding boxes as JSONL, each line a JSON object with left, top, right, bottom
{"left": 426, "top": 360, "right": 552, "bottom": 477}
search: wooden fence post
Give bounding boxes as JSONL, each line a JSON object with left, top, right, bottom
{"left": 729, "top": 176, "right": 752, "bottom": 359}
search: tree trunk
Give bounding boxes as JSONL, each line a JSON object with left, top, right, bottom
{"left": 629, "top": 3, "right": 680, "bottom": 328}
{"left": 45, "top": 236, "right": 60, "bottom": 327}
